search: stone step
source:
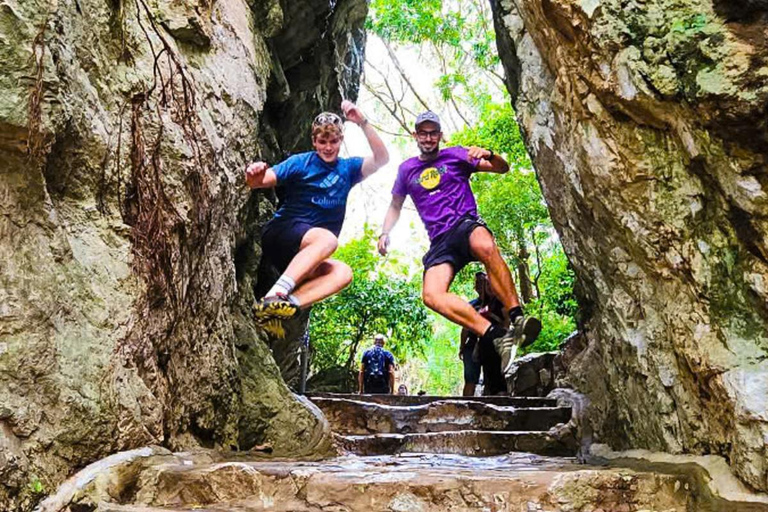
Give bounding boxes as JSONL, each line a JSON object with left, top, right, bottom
{"left": 312, "top": 396, "right": 571, "bottom": 434}
{"left": 336, "top": 430, "right": 577, "bottom": 457}
{"left": 307, "top": 392, "right": 558, "bottom": 408}
{"left": 95, "top": 454, "right": 699, "bottom": 512}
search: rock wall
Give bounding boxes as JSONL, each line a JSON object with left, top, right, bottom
{"left": 492, "top": 0, "right": 768, "bottom": 491}
{"left": 0, "top": 0, "right": 365, "bottom": 509}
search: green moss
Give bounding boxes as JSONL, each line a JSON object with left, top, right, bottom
{"left": 708, "top": 245, "right": 768, "bottom": 356}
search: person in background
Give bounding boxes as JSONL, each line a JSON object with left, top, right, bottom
{"left": 245, "top": 100, "right": 388, "bottom": 338}
{"left": 358, "top": 334, "right": 396, "bottom": 394}
{"left": 397, "top": 384, "right": 409, "bottom": 395}
{"left": 460, "top": 272, "right": 507, "bottom": 396}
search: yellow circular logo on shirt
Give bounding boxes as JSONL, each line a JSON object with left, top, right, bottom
{"left": 419, "top": 167, "right": 441, "bottom": 190}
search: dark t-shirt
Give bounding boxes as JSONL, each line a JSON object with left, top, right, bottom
{"left": 361, "top": 346, "right": 395, "bottom": 389}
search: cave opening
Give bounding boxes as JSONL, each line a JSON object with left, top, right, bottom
{"left": 295, "top": 0, "right": 576, "bottom": 397}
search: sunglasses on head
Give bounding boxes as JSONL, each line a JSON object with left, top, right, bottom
{"left": 313, "top": 112, "right": 343, "bottom": 127}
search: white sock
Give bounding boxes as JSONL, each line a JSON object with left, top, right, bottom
{"left": 288, "top": 294, "right": 301, "bottom": 307}
{"left": 266, "top": 274, "right": 295, "bottom": 298}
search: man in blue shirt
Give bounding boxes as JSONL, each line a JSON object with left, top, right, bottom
{"left": 358, "top": 334, "right": 396, "bottom": 394}
{"left": 245, "top": 101, "right": 388, "bottom": 337}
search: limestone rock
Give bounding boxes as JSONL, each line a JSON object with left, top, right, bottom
{"left": 492, "top": 0, "right": 768, "bottom": 491}
{"left": 0, "top": 0, "right": 365, "bottom": 509}
{"left": 505, "top": 351, "right": 558, "bottom": 396}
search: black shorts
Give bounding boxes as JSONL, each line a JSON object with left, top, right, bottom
{"left": 364, "top": 381, "right": 390, "bottom": 394}
{"left": 422, "top": 214, "right": 490, "bottom": 273}
{"left": 462, "top": 339, "right": 481, "bottom": 385}
{"left": 260, "top": 219, "right": 313, "bottom": 274}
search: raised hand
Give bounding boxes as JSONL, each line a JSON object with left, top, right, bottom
{"left": 341, "top": 100, "right": 366, "bottom": 126}
{"left": 467, "top": 146, "right": 492, "bottom": 160}
{"left": 245, "top": 161, "right": 269, "bottom": 189}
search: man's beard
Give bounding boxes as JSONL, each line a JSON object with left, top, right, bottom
{"left": 418, "top": 142, "right": 440, "bottom": 158}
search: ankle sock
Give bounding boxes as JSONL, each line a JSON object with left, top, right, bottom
{"left": 509, "top": 306, "right": 523, "bottom": 322}
{"left": 288, "top": 294, "right": 301, "bottom": 307}
{"left": 266, "top": 274, "right": 296, "bottom": 298}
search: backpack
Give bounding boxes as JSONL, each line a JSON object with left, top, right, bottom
{"left": 363, "top": 347, "right": 390, "bottom": 388}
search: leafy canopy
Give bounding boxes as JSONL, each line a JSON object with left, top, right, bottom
{"left": 309, "top": 227, "right": 432, "bottom": 373}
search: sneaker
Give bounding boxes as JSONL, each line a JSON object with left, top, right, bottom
{"left": 512, "top": 315, "right": 542, "bottom": 349}
{"left": 252, "top": 294, "right": 299, "bottom": 339}
{"left": 493, "top": 329, "right": 519, "bottom": 376}
{"left": 253, "top": 293, "right": 299, "bottom": 322}
{"left": 494, "top": 316, "right": 542, "bottom": 375}
{"left": 260, "top": 318, "right": 287, "bottom": 339}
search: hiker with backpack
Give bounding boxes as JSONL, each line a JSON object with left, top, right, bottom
{"left": 244, "top": 100, "right": 388, "bottom": 338}
{"left": 358, "top": 334, "right": 396, "bottom": 394}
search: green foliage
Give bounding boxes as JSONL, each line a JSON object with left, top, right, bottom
{"left": 367, "top": 0, "right": 501, "bottom": 115}
{"left": 450, "top": 102, "right": 530, "bottom": 169}
{"left": 400, "top": 314, "right": 463, "bottom": 395}
{"left": 309, "top": 227, "right": 432, "bottom": 373}
{"left": 523, "top": 299, "right": 577, "bottom": 353}
{"left": 367, "top": 0, "right": 463, "bottom": 45}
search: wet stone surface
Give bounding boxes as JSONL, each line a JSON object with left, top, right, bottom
{"left": 94, "top": 453, "right": 698, "bottom": 512}
{"left": 312, "top": 397, "right": 572, "bottom": 435}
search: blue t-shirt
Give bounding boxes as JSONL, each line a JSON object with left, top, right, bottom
{"left": 272, "top": 152, "right": 364, "bottom": 235}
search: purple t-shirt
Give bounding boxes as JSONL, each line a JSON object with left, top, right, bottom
{"left": 392, "top": 146, "right": 480, "bottom": 240}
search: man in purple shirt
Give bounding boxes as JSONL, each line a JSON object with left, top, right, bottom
{"left": 378, "top": 111, "right": 541, "bottom": 376}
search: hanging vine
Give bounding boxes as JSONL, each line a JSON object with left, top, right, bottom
{"left": 27, "top": 16, "right": 49, "bottom": 161}
{"left": 123, "top": 0, "right": 217, "bottom": 323}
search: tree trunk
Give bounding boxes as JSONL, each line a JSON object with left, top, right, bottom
{"left": 517, "top": 239, "right": 534, "bottom": 304}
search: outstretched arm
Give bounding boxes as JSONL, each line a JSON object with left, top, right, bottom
{"left": 245, "top": 161, "right": 278, "bottom": 189}
{"left": 378, "top": 194, "right": 406, "bottom": 256}
{"left": 342, "top": 100, "right": 389, "bottom": 179}
{"left": 467, "top": 146, "right": 509, "bottom": 174}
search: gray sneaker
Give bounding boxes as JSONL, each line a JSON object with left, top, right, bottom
{"left": 493, "top": 329, "right": 519, "bottom": 377}
{"left": 495, "top": 316, "right": 543, "bottom": 375}
{"left": 513, "top": 315, "right": 542, "bottom": 350}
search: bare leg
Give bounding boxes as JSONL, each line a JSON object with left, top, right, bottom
{"left": 277, "top": 227, "right": 339, "bottom": 289}
{"left": 468, "top": 227, "right": 520, "bottom": 312}
{"left": 422, "top": 263, "right": 491, "bottom": 336}
{"left": 462, "top": 383, "right": 476, "bottom": 397}
{"left": 290, "top": 259, "right": 352, "bottom": 307}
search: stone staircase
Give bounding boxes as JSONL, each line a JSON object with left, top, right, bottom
{"left": 308, "top": 393, "right": 577, "bottom": 457}
{"left": 40, "top": 393, "right": 755, "bottom": 511}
